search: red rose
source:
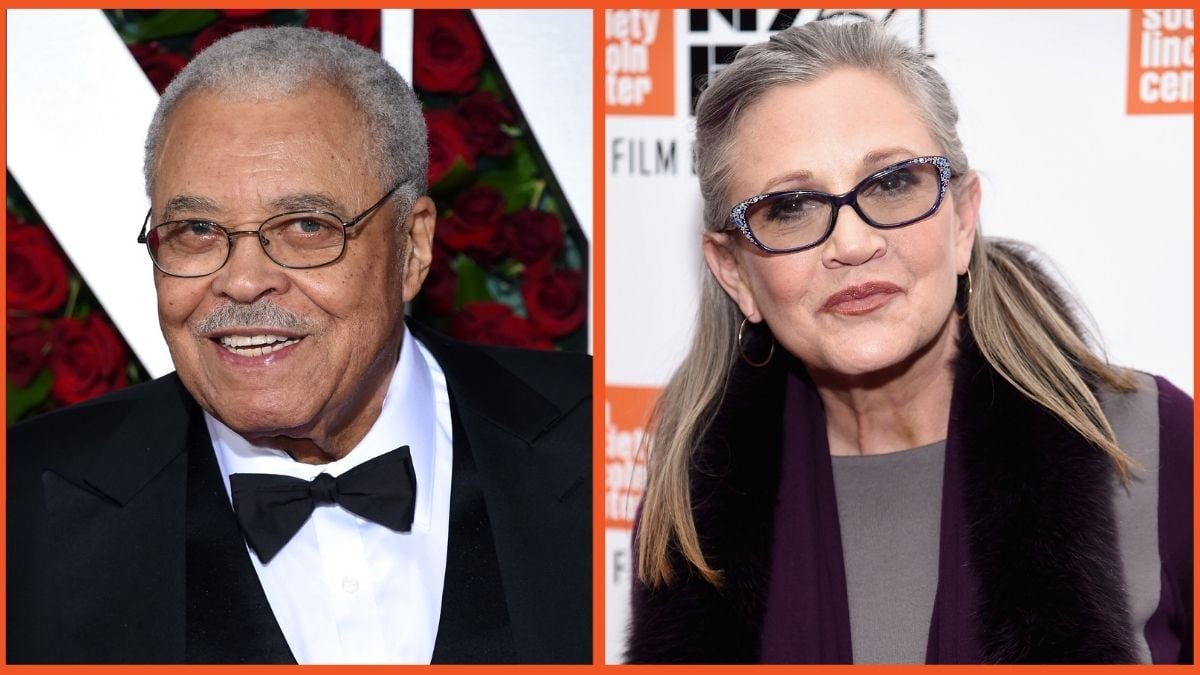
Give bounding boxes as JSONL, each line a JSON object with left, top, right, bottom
{"left": 451, "top": 302, "right": 552, "bottom": 350}
{"left": 453, "top": 183, "right": 504, "bottom": 225}
{"left": 522, "top": 261, "right": 585, "bottom": 338}
{"left": 456, "top": 91, "right": 515, "bottom": 158}
{"left": 421, "top": 247, "right": 458, "bottom": 314}
{"left": 436, "top": 213, "right": 494, "bottom": 255}
{"left": 48, "top": 314, "right": 129, "bottom": 405}
{"left": 128, "top": 42, "right": 187, "bottom": 94}
{"left": 442, "top": 184, "right": 508, "bottom": 262}
{"left": 413, "top": 10, "right": 484, "bottom": 94}
{"left": 502, "top": 209, "right": 564, "bottom": 265}
{"left": 306, "top": 10, "right": 381, "bottom": 50}
{"left": 424, "top": 108, "right": 476, "bottom": 186}
{"left": 6, "top": 217, "right": 69, "bottom": 314}
{"left": 192, "top": 16, "right": 269, "bottom": 55}
{"left": 7, "top": 315, "right": 51, "bottom": 388}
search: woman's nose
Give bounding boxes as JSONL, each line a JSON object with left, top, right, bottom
{"left": 820, "top": 204, "right": 887, "bottom": 268}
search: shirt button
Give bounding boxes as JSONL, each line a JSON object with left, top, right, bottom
{"left": 342, "top": 576, "right": 359, "bottom": 593}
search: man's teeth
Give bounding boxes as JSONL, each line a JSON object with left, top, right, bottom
{"left": 218, "top": 334, "right": 300, "bottom": 356}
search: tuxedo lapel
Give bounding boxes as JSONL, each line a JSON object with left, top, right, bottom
{"left": 184, "top": 405, "right": 294, "bottom": 664}
{"left": 412, "top": 323, "right": 591, "bottom": 663}
{"left": 37, "top": 378, "right": 193, "bottom": 662}
{"left": 34, "top": 375, "right": 293, "bottom": 663}
{"left": 431, "top": 394, "right": 517, "bottom": 662}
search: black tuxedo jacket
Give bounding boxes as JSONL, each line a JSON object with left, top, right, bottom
{"left": 7, "top": 324, "right": 591, "bottom": 663}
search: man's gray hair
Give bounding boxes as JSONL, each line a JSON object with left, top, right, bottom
{"left": 143, "top": 26, "right": 427, "bottom": 212}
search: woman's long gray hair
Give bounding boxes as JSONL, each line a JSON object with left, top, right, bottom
{"left": 636, "top": 18, "right": 1136, "bottom": 588}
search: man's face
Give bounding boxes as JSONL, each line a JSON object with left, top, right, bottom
{"left": 151, "top": 84, "right": 433, "bottom": 456}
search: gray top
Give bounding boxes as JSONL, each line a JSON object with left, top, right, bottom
{"left": 830, "top": 372, "right": 1161, "bottom": 663}
{"left": 832, "top": 440, "right": 946, "bottom": 664}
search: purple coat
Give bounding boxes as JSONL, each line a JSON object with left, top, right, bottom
{"left": 627, "top": 331, "right": 1192, "bottom": 663}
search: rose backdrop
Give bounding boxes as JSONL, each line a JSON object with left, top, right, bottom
{"left": 5, "top": 175, "right": 147, "bottom": 424}
{"left": 7, "top": 10, "right": 587, "bottom": 424}
{"left": 410, "top": 10, "right": 587, "bottom": 351}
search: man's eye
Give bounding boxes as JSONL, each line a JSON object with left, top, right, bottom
{"left": 185, "top": 221, "right": 220, "bottom": 237}
{"left": 294, "top": 218, "right": 327, "bottom": 234}
{"left": 268, "top": 216, "right": 342, "bottom": 247}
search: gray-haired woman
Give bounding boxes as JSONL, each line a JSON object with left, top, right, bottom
{"left": 628, "top": 19, "right": 1192, "bottom": 664}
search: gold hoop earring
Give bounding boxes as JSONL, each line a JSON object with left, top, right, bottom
{"left": 955, "top": 268, "right": 973, "bottom": 319}
{"left": 737, "top": 317, "right": 775, "bottom": 368}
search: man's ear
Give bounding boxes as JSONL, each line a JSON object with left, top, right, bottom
{"left": 402, "top": 196, "right": 436, "bottom": 303}
{"left": 702, "top": 231, "right": 762, "bottom": 322}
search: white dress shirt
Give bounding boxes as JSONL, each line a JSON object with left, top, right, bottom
{"left": 206, "top": 327, "right": 454, "bottom": 664}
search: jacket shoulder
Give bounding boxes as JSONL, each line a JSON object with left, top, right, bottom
{"left": 410, "top": 320, "right": 591, "bottom": 411}
{"left": 8, "top": 374, "right": 189, "bottom": 474}
{"left": 472, "top": 343, "right": 591, "bottom": 406}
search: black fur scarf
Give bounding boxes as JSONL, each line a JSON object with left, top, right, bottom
{"left": 626, "top": 332, "right": 1136, "bottom": 663}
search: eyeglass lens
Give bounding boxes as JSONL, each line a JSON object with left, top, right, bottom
{"left": 147, "top": 212, "right": 347, "bottom": 277}
{"left": 744, "top": 161, "right": 942, "bottom": 251}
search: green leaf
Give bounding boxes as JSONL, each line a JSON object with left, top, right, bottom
{"left": 429, "top": 156, "right": 476, "bottom": 197}
{"left": 478, "top": 69, "right": 501, "bottom": 96}
{"left": 478, "top": 174, "right": 536, "bottom": 212}
{"left": 476, "top": 145, "right": 541, "bottom": 212}
{"left": 494, "top": 258, "right": 524, "bottom": 279}
{"left": 539, "top": 194, "right": 561, "bottom": 217}
{"left": 123, "top": 10, "right": 220, "bottom": 43}
{"left": 511, "top": 139, "right": 539, "bottom": 180}
{"left": 7, "top": 369, "right": 53, "bottom": 425}
{"left": 485, "top": 275, "right": 524, "bottom": 312}
{"left": 562, "top": 237, "right": 582, "bottom": 271}
{"left": 452, "top": 257, "right": 492, "bottom": 306}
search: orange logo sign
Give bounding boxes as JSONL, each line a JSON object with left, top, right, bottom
{"left": 605, "top": 386, "right": 659, "bottom": 528}
{"left": 605, "top": 9, "right": 674, "bottom": 116}
{"left": 1127, "top": 9, "right": 1194, "bottom": 114}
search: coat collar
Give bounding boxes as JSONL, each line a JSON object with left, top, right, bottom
{"left": 79, "top": 375, "right": 196, "bottom": 506}
{"left": 630, "top": 328, "right": 1136, "bottom": 663}
{"left": 408, "top": 319, "right": 565, "bottom": 446}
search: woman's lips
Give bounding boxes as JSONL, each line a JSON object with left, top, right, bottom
{"left": 821, "top": 281, "right": 903, "bottom": 315}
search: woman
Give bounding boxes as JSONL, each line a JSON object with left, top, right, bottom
{"left": 627, "top": 19, "right": 1192, "bottom": 664}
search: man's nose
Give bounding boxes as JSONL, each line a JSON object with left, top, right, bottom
{"left": 208, "top": 230, "right": 291, "bottom": 303}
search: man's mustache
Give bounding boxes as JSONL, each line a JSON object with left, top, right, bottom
{"left": 194, "top": 301, "right": 309, "bottom": 335}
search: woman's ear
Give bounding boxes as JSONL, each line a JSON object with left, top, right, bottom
{"left": 702, "top": 231, "right": 762, "bottom": 323}
{"left": 952, "top": 171, "right": 981, "bottom": 274}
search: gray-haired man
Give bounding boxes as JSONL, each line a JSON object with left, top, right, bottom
{"left": 8, "top": 27, "right": 590, "bottom": 664}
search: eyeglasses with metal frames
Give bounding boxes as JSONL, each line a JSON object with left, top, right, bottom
{"left": 725, "top": 155, "right": 954, "bottom": 255}
{"left": 136, "top": 183, "right": 404, "bottom": 278}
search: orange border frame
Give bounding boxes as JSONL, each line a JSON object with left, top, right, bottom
{"left": 2, "top": 3, "right": 1197, "bottom": 674}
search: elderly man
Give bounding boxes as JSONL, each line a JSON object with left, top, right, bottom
{"left": 7, "top": 27, "right": 590, "bottom": 664}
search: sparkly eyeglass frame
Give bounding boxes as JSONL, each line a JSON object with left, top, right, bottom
{"left": 726, "top": 155, "right": 954, "bottom": 255}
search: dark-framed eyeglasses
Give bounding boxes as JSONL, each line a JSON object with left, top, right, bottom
{"left": 136, "top": 183, "right": 404, "bottom": 278}
{"left": 725, "top": 155, "right": 954, "bottom": 255}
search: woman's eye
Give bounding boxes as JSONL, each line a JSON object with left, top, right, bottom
{"left": 871, "top": 169, "right": 917, "bottom": 194}
{"left": 767, "top": 196, "right": 822, "bottom": 221}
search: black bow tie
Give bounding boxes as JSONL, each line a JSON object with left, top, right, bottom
{"left": 230, "top": 446, "right": 417, "bottom": 564}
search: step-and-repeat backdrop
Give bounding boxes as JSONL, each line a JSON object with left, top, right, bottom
{"left": 605, "top": 8, "right": 1193, "bottom": 663}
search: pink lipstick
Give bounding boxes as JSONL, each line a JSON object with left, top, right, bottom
{"left": 821, "top": 281, "right": 902, "bottom": 316}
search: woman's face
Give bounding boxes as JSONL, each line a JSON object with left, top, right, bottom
{"left": 704, "top": 67, "right": 979, "bottom": 379}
